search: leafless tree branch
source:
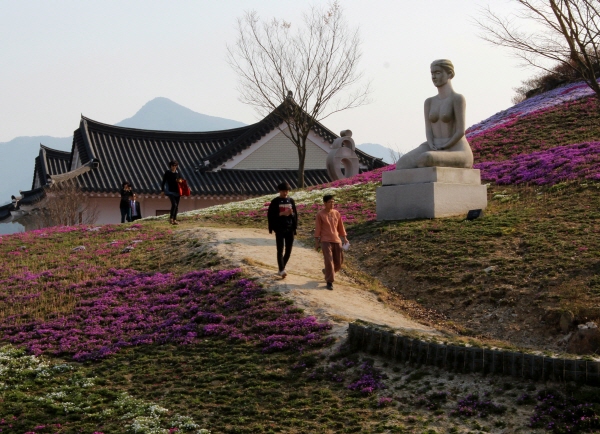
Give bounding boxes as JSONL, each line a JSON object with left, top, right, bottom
{"left": 227, "top": 1, "right": 371, "bottom": 187}
{"left": 475, "top": 0, "right": 600, "bottom": 100}
{"left": 28, "top": 181, "right": 99, "bottom": 229}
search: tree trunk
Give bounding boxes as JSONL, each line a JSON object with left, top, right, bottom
{"left": 297, "top": 137, "right": 307, "bottom": 188}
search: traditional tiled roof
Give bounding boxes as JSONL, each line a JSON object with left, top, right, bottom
{"left": 18, "top": 187, "right": 46, "bottom": 206}
{"left": 190, "top": 169, "right": 331, "bottom": 196}
{"left": 0, "top": 203, "right": 14, "bottom": 223}
{"left": 32, "top": 145, "right": 72, "bottom": 189}
{"left": 66, "top": 106, "right": 384, "bottom": 195}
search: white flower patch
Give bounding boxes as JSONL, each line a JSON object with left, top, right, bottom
{"left": 116, "top": 392, "right": 208, "bottom": 433}
{"left": 0, "top": 345, "right": 209, "bottom": 433}
{"left": 0, "top": 346, "right": 51, "bottom": 387}
{"left": 174, "top": 186, "right": 349, "bottom": 219}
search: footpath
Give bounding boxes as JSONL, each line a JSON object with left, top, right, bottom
{"left": 186, "top": 226, "right": 437, "bottom": 341}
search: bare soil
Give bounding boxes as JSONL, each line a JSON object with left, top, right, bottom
{"left": 184, "top": 226, "right": 437, "bottom": 342}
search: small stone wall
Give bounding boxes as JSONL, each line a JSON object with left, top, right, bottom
{"left": 348, "top": 322, "right": 600, "bottom": 387}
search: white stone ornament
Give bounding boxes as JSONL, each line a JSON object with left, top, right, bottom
{"left": 326, "top": 130, "right": 360, "bottom": 181}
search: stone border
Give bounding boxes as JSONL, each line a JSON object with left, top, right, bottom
{"left": 348, "top": 322, "right": 600, "bottom": 386}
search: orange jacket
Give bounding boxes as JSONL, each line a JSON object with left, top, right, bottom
{"left": 314, "top": 209, "right": 346, "bottom": 243}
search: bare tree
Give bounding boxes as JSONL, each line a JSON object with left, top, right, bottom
{"left": 476, "top": 0, "right": 600, "bottom": 99}
{"left": 31, "top": 181, "right": 99, "bottom": 229}
{"left": 387, "top": 145, "right": 403, "bottom": 164}
{"left": 228, "top": 2, "right": 371, "bottom": 187}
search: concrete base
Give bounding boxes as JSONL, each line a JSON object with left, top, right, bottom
{"left": 382, "top": 166, "right": 482, "bottom": 186}
{"left": 376, "top": 168, "right": 487, "bottom": 220}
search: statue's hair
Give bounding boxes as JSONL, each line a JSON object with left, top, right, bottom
{"left": 431, "top": 59, "right": 454, "bottom": 77}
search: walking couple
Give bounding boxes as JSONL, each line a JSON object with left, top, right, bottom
{"left": 267, "top": 182, "right": 348, "bottom": 290}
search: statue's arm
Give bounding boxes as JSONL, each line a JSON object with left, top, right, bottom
{"left": 439, "top": 94, "right": 466, "bottom": 150}
{"left": 424, "top": 98, "right": 436, "bottom": 150}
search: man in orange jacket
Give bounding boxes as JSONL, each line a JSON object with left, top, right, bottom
{"left": 314, "top": 194, "right": 348, "bottom": 290}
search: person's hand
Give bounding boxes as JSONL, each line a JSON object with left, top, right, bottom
{"left": 314, "top": 239, "right": 320, "bottom": 251}
{"left": 341, "top": 237, "right": 348, "bottom": 244}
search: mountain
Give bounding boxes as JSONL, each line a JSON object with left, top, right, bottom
{"left": 0, "top": 135, "right": 73, "bottom": 206}
{"left": 356, "top": 143, "right": 401, "bottom": 164}
{"left": 115, "top": 97, "right": 246, "bottom": 131}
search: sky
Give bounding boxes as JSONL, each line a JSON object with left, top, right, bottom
{"left": 0, "top": 0, "right": 536, "bottom": 154}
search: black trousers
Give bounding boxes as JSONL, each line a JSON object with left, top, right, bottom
{"left": 168, "top": 195, "right": 180, "bottom": 220}
{"left": 275, "top": 231, "right": 294, "bottom": 272}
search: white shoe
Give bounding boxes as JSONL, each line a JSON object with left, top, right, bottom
{"left": 280, "top": 269, "right": 287, "bottom": 278}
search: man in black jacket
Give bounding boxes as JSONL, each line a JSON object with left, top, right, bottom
{"left": 267, "top": 182, "right": 298, "bottom": 278}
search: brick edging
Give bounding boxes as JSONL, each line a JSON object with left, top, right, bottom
{"left": 348, "top": 322, "right": 600, "bottom": 386}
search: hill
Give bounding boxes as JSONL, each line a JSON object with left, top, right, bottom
{"left": 115, "top": 97, "right": 246, "bottom": 131}
{"left": 2, "top": 82, "right": 600, "bottom": 432}
{"left": 181, "top": 81, "right": 600, "bottom": 355}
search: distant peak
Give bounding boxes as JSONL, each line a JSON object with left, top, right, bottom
{"left": 115, "top": 97, "right": 246, "bottom": 132}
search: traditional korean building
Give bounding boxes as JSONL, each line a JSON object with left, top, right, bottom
{"left": 2, "top": 104, "right": 384, "bottom": 228}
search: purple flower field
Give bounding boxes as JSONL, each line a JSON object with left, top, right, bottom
{"left": 466, "top": 79, "right": 600, "bottom": 140}
{"left": 1, "top": 268, "right": 332, "bottom": 361}
{"left": 475, "top": 141, "right": 600, "bottom": 185}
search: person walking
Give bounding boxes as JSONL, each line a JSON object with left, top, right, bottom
{"left": 267, "top": 182, "right": 298, "bottom": 278}
{"left": 161, "top": 160, "right": 182, "bottom": 225}
{"left": 119, "top": 181, "right": 133, "bottom": 223}
{"left": 129, "top": 194, "right": 142, "bottom": 221}
{"left": 314, "top": 194, "right": 348, "bottom": 290}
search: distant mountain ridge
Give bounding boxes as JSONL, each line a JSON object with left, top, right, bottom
{"left": 356, "top": 143, "right": 400, "bottom": 164}
{"left": 116, "top": 97, "right": 246, "bottom": 131}
{"left": 0, "top": 98, "right": 248, "bottom": 206}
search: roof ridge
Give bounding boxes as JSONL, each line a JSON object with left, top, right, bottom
{"left": 39, "top": 144, "right": 72, "bottom": 157}
{"left": 80, "top": 115, "right": 253, "bottom": 137}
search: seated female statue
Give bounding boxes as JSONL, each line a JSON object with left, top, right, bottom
{"left": 396, "top": 59, "right": 473, "bottom": 170}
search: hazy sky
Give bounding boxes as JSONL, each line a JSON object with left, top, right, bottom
{"left": 0, "top": 0, "right": 536, "bottom": 153}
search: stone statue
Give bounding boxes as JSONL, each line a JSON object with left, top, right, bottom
{"left": 396, "top": 59, "right": 474, "bottom": 170}
{"left": 326, "top": 130, "right": 359, "bottom": 180}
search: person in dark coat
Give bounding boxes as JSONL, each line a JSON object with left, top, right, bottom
{"left": 119, "top": 181, "right": 133, "bottom": 223}
{"left": 267, "top": 181, "right": 298, "bottom": 278}
{"left": 129, "top": 194, "right": 142, "bottom": 221}
{"left": 161, "top": 160, "right": 182, "bottom": 225}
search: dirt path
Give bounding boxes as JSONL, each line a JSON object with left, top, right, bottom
{"left": 185, "top": 226, "right": 438, "bottom": 341}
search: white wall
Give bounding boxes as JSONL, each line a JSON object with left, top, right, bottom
{"left": 232, "top": 129, "right": 329, "bottom": 170}
{"left": 86, "top": 195, "right": 250, "bottom": 224}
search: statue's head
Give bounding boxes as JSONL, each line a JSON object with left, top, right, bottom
{"left": 430, "top": 59, "right": 454, "bottom": 78}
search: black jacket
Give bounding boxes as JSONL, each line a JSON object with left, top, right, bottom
{"left": 161, "top": 170, "right": 182, "bottom": 196}
{"left": 119, "top": 188, "right": 133, "bottom": 209}
{"left": 268, "top": 197, "right": 298, "bottom": 234}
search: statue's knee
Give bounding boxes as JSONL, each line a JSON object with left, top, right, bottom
{"left": 417, "top": 152, "right": 435, "bottom": 168}
{"left": 395, "top": 154, "right": 412, "bottom": 170}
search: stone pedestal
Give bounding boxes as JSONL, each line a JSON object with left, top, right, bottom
{"left": 376, "top": 167, "right": 487, "bottom": 220}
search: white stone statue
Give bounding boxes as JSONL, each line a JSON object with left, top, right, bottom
{"left": 326, "top": 130, "right": 359, "bottom": 180}
{"left": 396, "top": 59, "right": 474, "bottom": 169}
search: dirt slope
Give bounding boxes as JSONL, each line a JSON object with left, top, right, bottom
{"left": 185, "top": 226, "right": 437, "bottom": 341}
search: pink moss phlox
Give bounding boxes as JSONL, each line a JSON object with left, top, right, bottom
{"left": 1, "top": 268, "right": 331, "bottom": 360}
{"left": 476, "top": 141, "right": 600, "bottom": 185}
{"left": 347, "top": 361, "right": 387, "bottom": 395}
{"left": 308, "top": 165, "right": 396, "bottom": 190}
{"left": 466, "top": 79, "right": 600, "bottom": 140}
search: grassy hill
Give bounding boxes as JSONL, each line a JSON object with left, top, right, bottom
{"left": 2, "top": 82, "right": 600, "bottom": 433}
